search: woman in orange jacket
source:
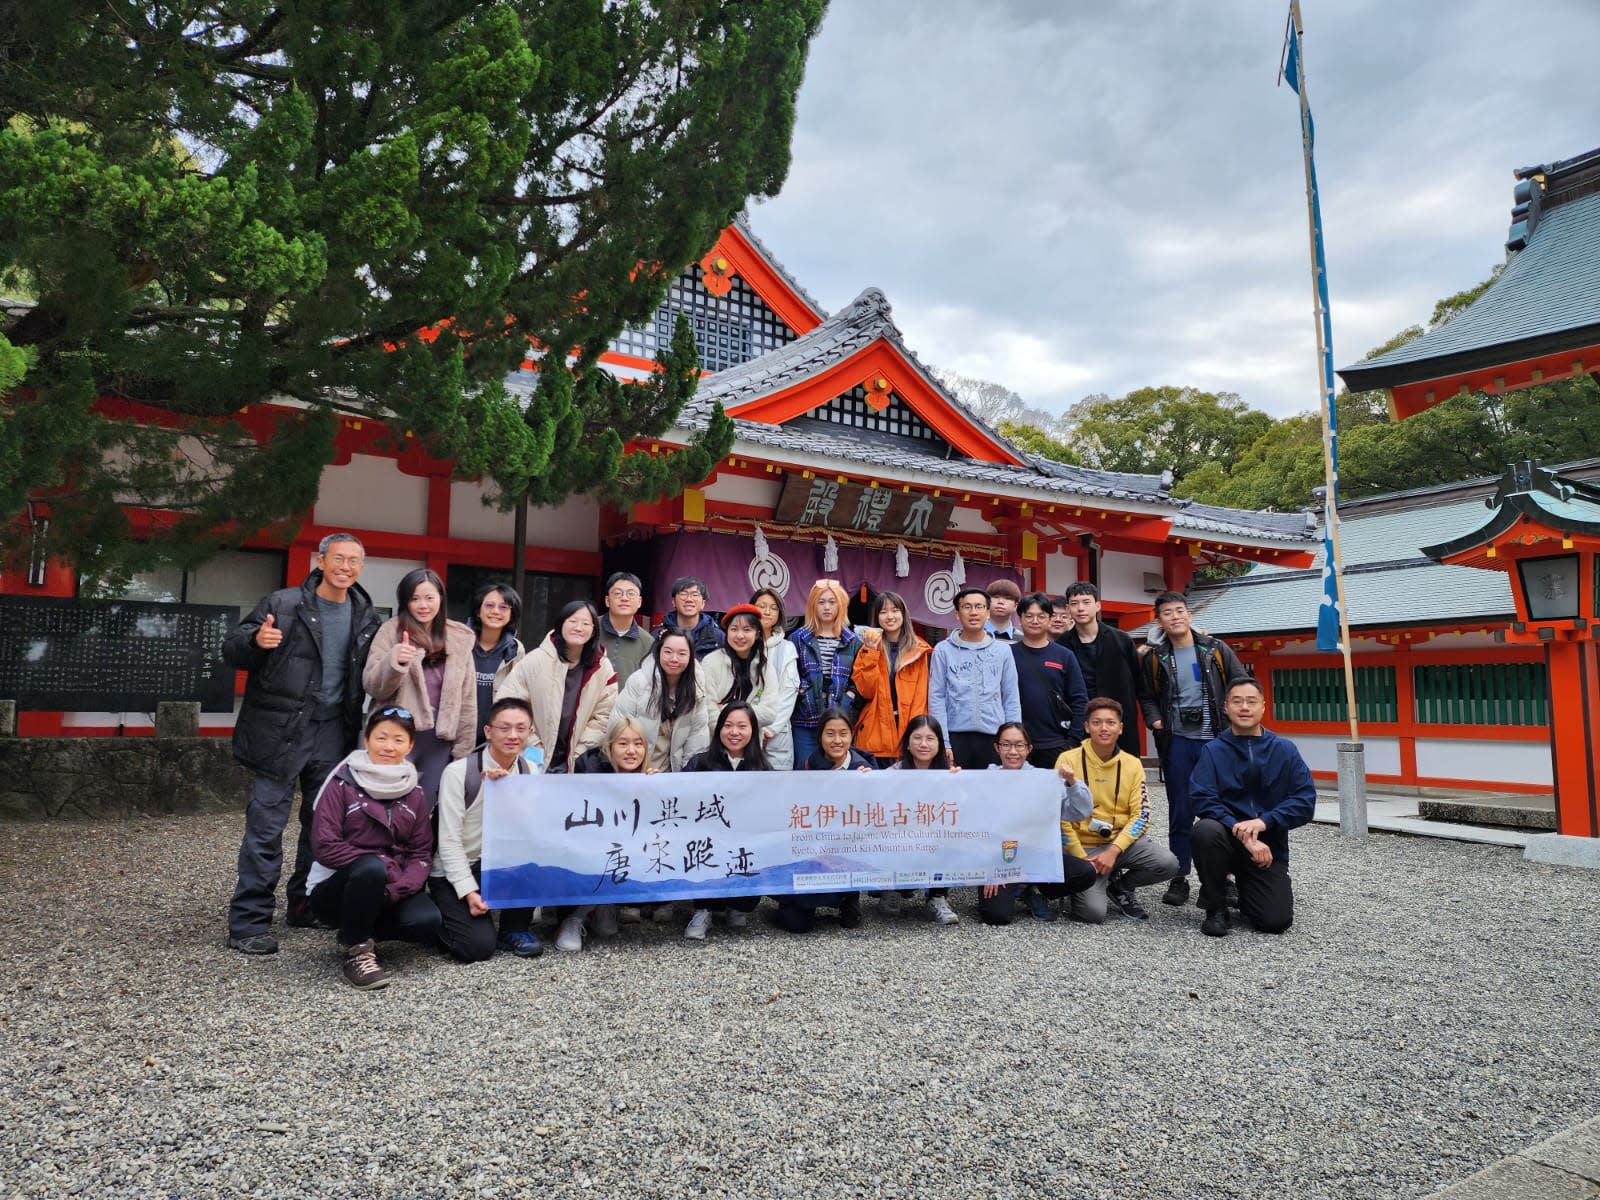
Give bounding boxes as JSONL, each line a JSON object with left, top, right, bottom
{"left": 851, "top": 590, "right": 932, "bottom": 766}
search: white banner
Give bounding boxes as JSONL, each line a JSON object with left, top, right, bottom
{"left": 480, "top": 770, "right": 1065, "bottom": 908}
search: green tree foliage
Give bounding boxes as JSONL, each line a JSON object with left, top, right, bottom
{"left": 0, "top": 1, "right": 824, "bottom": 584}
{"left": 997, "top": 419, "right": 1080, "bottom": 465}
{"left": 1066, "top": 386, "right": 1273, "bottom": 486}
{"left": 1173, "top": 265, "right": 1597, "bottom": 511}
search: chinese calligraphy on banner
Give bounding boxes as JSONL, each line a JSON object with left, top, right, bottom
{"left": 773, "top": 476, "right": 954, "bottom": 540}
{"left": 479, "top": 771, "right": 1064, "bottom": 908}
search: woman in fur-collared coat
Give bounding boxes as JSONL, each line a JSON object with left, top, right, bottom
{"left": 363, "top": 568, "right": 477, "bottom": 803}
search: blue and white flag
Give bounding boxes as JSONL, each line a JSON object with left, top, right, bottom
{"left": 1284, "top": 13, "right": 1344, "bottom": 653}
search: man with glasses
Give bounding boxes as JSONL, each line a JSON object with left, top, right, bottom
{"left": 928, "top": 587, "right": 1020, "bottom": 769}
{"left": 222, "top": 533, "right": 382, "bottom": 954}
{"left": 1191, "top": 678, "right": 1314, "bottom": 937}
{"left": 1139, "top": 591, "right": 1248, "bottom": 909}
{"left": 600, "top": 571, "right": 650, "bottom": 684}
{"left": 655, "top": 575, "right": 724, "bottom": 660}
{"left": 430, "top": 697, "right": 544, "bottom": 959}
{"left": 1012, "top": 592, "right": 1087, "bottom": 770}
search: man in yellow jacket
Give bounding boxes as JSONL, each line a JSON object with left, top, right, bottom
{"left": 1058, "top": 697, "right": 1180, "bottom": 923}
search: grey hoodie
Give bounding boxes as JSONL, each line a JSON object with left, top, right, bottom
{"left": 927, "top": 632, "right": 1020, "bottom": 735}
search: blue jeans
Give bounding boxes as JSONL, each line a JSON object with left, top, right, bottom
{"left": 1162, "top": 734, "right": 1210, "bottom": 876}
{"left": 790, "top": 725, "right": 818, "bottom": 769}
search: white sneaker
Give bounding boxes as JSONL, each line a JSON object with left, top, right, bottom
{"left": 928, "top": 896, "right": 959, "bottom": 925}
{"left": 724, "top": 907, "right": 749, "bottom": 930}
{"left": 684, "top": 909, "right": 713, "bottom": 941}
{"left": 878, "top": 892, "right": 904, "bottom": 917}
{"left": 591, "top": 906, "right": 619, "bottom": 937}
{"left": 555, "top": 915, "right": 585, "bottom": 952}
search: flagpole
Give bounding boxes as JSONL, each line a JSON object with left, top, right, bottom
{"left": 1287, "top": 0, "right": 1358, "bottom": 745}
{"left": 1285, "top": 2, "right": 1366, "bottom": 837}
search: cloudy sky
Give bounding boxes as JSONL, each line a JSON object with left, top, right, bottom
{"left": 745, "top": 0, "right": 1600, "bottom": 420}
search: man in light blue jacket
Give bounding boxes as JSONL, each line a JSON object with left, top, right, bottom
{"left": 927, "top": 587, "right": 1021, "bottom": 768}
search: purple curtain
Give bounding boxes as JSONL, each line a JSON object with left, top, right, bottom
{"left": 643, "top": 531, "right": 1023, "bottom": 628}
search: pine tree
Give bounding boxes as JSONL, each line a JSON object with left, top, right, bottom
{"left": 0, "top": 1, "right": 824, "bottom": 585}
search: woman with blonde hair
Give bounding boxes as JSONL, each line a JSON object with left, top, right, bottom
{"left": 788, "top": 579, "right": 861, "bottom": 767}
{"left": 558, "top": 716, "right": 656, "bottom": 950}
{"left": 851, "top": 590, "right": 932, "bottom": 767}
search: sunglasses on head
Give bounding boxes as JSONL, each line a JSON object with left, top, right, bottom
{"left": 377, "top": 706, "right": 413, "bottom": 721}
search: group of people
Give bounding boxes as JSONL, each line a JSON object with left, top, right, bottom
{"left": 223, "top": 533, "right": 1316, "bottom": 990}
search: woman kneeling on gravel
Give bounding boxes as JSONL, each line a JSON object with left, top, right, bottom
{"left": 306, "top": 706, "right": 442, "bottom": 990}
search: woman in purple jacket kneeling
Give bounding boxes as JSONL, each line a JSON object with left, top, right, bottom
{"left": 306, "top": 706, "right": 442, "bottom": 990}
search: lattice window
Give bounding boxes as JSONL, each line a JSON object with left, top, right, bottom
{"left": 1413, "top": 662, "right": 1547, "bottom": 726}
{"left": 609, "top": 268, "right": 796, "bottom": 371}
{"left": 1272, "top": 665, "right": 1397, "bottom": 723}
{"left": 805, "top": 386, "right": 953, "bottom": 452}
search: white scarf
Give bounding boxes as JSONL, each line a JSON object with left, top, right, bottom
{"left": 311, "top": 749, "right": 419, "bottom": 810}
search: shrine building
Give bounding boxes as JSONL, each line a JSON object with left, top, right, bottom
{"left": 1, "top": 218, "right": 1318, "bottom": 739}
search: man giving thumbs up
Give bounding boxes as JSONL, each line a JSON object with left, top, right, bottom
{"left": 221, "top": 533, "right": 383, "bottom": 955}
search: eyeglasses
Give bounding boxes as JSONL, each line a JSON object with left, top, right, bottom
{"left": 609, "top": 587, "right": 641, "bottom": 599}
{"left": 480, "top": 601, "right": 512, "bottom": 613}
{"left": 489, "top": 722, "right": 531, "bottom": 734}
{"left": 1020, "top": 610, "right": 1050, "bottom": 620}
{"left": 324, "top": 554, "right": 363, "bottom": 567}
{"left": 377, "top": 706, "right": 412, "bottom": 720}
{"left": 996, "top": 741, "right": 1030, "bottom": 751}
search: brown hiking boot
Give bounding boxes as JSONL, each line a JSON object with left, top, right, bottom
{"left": 340, "top": 940, "right": 389, "bottom": 990}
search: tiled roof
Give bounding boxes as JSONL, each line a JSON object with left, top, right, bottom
{"left": 662, "top": 289, "right": 1319, "bottom": 543}
{"left": 1170, "top": 501, "right": 1318, "bottom": 541}
{"left": 683, "top": 287, "right": 1029, "bottom": 467}
{"left": 1184, "top": 492, "right": 1519, "bottom": 635}
{"left": 1339, "top": 150, "right": 1600, "bottom": 388}
{"left": 731, "top": 214, "right": 829, "bottom": 323}
{"left": 682, "top": 287, "right": 890, "bottom": 414}
{"left": 682, "top": 403, "right": 1175, "bottom": 504}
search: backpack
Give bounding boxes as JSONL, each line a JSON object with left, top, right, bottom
{"left": 463, "top": 742, "right": 532, "bottom": 810}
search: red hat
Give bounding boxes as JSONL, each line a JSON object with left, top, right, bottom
{"left": 721, "top": 603, "right": 765, "bottom": 630}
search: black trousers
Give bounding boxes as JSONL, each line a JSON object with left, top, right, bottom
{"left": 428, "top": 862, "right": 531, "bottom": 963}
{"left": 1037, "top": 853, "right": 1101, "bottom": 902}
{"left": 229, "top": 713, "right": 347, "bottom": 937}
{"left": 976, "top": 853, "right": 1098, "bottom": 925}
{"left": 705, "top": 895, "right": 762, "bottom": 913}
{"left": 1192, "top": 818, "right": 1294, "bottom": 933}
{"left": 948, "top": 730, "right": 999, "bottom": 770}
{"left": 310, "top": 854, "right": 442, "bottom": 947}
{"left": 774, "top": 892, "right": 861, "bottom": 933}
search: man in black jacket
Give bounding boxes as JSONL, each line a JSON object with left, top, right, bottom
{"left": 1058, "top": 582, "right": 1143, "bottom": 759}
{"left": 1138, "top": 591, "right": 1249, "bottom": 909}
{"left": 223, "top": 534, "right": 382, "bottom": 955}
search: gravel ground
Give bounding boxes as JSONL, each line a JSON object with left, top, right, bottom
{"left": 2, "top": 786, "right": 1597, "bottom": 1200}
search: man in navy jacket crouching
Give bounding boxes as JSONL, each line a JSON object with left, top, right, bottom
{"left": 1188, "top": 676, "right": 1316, "bottom": 937}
